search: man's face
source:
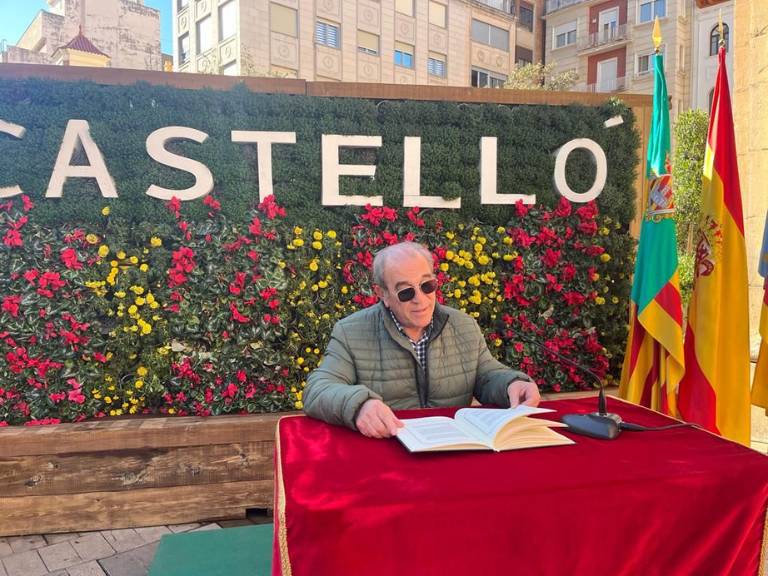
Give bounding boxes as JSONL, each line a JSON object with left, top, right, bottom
{"left": 375, "top": 251, "right": 436, "bottom": 336}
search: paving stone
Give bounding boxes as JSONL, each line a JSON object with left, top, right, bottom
{"left": 217, "top": 518, "right": 253, "bottom": 528}
{"left": 43, "top": 533, "right": 81, "bottom": 545}
{"left": 0, "top": 555, "right": 6, "bottom": 576}
{"left": 38, "top": 541, "right": 81, "bottom": 572}
{"left": 45, "top": 571, "right": 68, "bottom": 576}
{"left": 167, "top": 523, "right": 200, "bottom": 533}
{"left": 100, "top": 530, "right": 145, "bottom": 554}
{"left": 67, "top": 561, "right": 108, "bottom": 576}
{"left": 0, "top": 541, "right": 12, "bottom": 559}
{"left": 6, "top": 534, "right": 47, "bottom": 553}
{"left": 129, "top": 542, "right": 158, "bottom": 569}
{"left": 190, "top": 523, "right": 221, "bottom": 532}
{"left": 1, "top": 550, "right": 48, "bottom": 576}
{"left": 133, "top": 526, "right": 170, "bottom": 544}
{"left": 70, "top": 534, "right": 115, "bottom": 563}
{"left": 99, "top": 550, "right": 149, "bottom": 576}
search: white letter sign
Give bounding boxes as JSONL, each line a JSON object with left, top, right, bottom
{"left": 231, "top": 130, "right": 296, "bottom": 202}
{"left": 553, "top": 138, "right": 607, "bottom": 203}
{"left": 403, "top": 137, "right": 461, "bottom": 209}
{"left": 145, "top": 126, "right": 214, "bottom": 201}
{"left": 479, "top": 137, "right": 536, "bottom": 205}
{"left": 321, "top": 135, "right": 382, "bottom": 207}
{"left": 46, "top": 120, "right": 117, "bottom": 198}
{"left": 0, "top": 120, "right": 26, "bottom": 198}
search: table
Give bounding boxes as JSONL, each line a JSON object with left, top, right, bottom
{"left": 273, "top": 397, "right": 768, "bottom": 576}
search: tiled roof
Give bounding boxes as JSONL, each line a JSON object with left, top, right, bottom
{"left": 60, "top": 30, "right": 109, "bottom": 57}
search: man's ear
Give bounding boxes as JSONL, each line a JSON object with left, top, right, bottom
{"left": 373, "top": 284, "right": 386, "bottom": 302}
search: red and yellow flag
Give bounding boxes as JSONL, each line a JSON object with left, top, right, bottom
{"left": 677, "top": 46, "right": 751, "bottom": 445}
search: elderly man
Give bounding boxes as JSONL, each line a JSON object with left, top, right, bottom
{"left": 304, "top": 241, "right": 540, "bottom": 438}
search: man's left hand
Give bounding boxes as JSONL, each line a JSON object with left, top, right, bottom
{"left": 507, "top": 379, "right": 541, "bottom": 408}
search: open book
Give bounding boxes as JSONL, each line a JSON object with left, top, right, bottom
{"left": 396, "top": 405, "right": 574, "bottom": 452}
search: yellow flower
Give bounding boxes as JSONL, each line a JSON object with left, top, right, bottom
{"left": 311, "top": 284, "right": 319, "bottom": 292}
{"left": 141, "top": 323, "right": 152, "bottom": 335}
{"left": 313, "top": 231, "right": 323, "bottom": 240}
{"left": 600, "top": 253, "right": 611, "bottom": 263}
{"left": 327, "top": 230, "right": 337, "bottom": 239}
{"left": 146, "top": 293, "right": 155, "bottom": 304}
{"left": 293, "top": 226, "right": 303, "bottom": 236}
{"left": 292, "top": 238, "right": 305, "bottom": 247}
{"left": 309, "top": 260, "right": 319, "bottom": 272}
{"left": 494, "top": 338, "right": 502, "bottom": 347}
{"left": 135, "top": 297, "right": 146, "bottom": 306}
{"left": 168, "top": 408, "right": 176, "bottom": 415}
{"left": 453, "top": 289, "right": 462, "bottom": 298}
{"left": 139, "top": 263, "right": 149, "bottom": 272}
{"left": 312, "top": 241, "right": 323, "bottom": 250}
{"left": 611, "top": 296, "right": 619, "bottom": 304}
{"left": 128, "top": 305, "right": 138, "bottom": 315}
{"left": 278, "top": 261, "right": 286, "bottom": 268}
{"left": 129, "top": 256, "right": 139, "bottom": 264}
{"left": 117, "top": 250, "right": 126, "bottom": 260}
{"left": 137, "top": 367, "right": 148, "bottom": 377}
{"left": 295, "top": 401, "right": 304, "bottom": 410}
{"left": 115, "top": 291, "right": 126, "bottom": 299}
{"left": 445, "top": 232, "right": 455, "bottom": 240}
{"left": 130, "top": 286, "right": 145, "bottom": 295}
{"left": 496, "top": 226, "right": 506, "bottom": 234}
{"left": 105, "top": 397, "right": 113, "bottom": 404}
{"left": 477, "top": 255, "right": 490, "bottom": 266}
{"left": 150, "top": 236, "right": 162, "bottom": 247}
{"left": 439, "top": 263, "right": 449, "bottom": 272}
{"left": 101, "top": 206, "right": 111, "bottom": 216}
{"left": 595, "top": 296, "right": 606, "bottom": 305}
{"left": 503, "top": 237, "right": 513, "bottom": 245}
{"left": 135, "top": 380, "right": 144, "bottom": 389}
{"left": 318, "top": 280, "right": 328, "bottom": 289}
{"left": 98, "top": 245, "right": 109, "bottom": 258}
{"left": 85, "top": 233, "right": 99, "bottom": 245}
{"left": 341, "top": 285, "right": 349, "bottom": 294}
{"left": 297, "top": 357, "right": 304, "bottom": 365}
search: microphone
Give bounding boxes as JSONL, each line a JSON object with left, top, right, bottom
{"left": 499, "top": 324, "right": 622, "bottom": 440}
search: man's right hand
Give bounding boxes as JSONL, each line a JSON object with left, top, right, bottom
{"left": 355, "top": 399, "right": 403, "bottom": 438}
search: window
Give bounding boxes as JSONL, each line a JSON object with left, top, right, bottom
{"left": 316, "top": 20, "right": 340, "bottom": 48}
{"left": 178, "top": 33, "right": 190, "bottom": 64}
{"left": 515, "top": 46, "right": 533, "bottom": 66}
{"left": 639, "top": 0, "right": 665, "bottom": 23}
{"left": 519, "top": 2, "right": 534, "bottom": 32}
{"left": 471, "top": 19, "right": 510, "bottom": 52}
{"left": 428, "top": 53, "right": 446, "bottom": 77}
{"left": 553, "top": 21, "right": 576, "bottom": 49}
{"left": 471, "top": 67, "right": 507, "bottom": 88}
{"left": 220, "top": 61, "right": 238, "bottom": 76}
{"left": 271, "top": 4, "right": 297, "bottom": 37}
{"left": 178, "top": 0, "right": 188, "bottom": 10}
{"left": 429, "top": 1, "right": 446, "bottom": 28}
{"left": 196, "top": 15, "right": 213, "bottom": 53}
{"left": 219, "top": 0, "right": 236, "bottom": 41}
{"left": 637, "top": 48, "right": 662, "bottom": 74}
{"left": 357, "top": 30, "right": 379, "bottom": 56}
{"left": 710, "top": 23, "right": 729, "bottom": 55}
{"left": 394, "top": 42, "right": 414, "bottom": 68}
{"left": 396, "top": 0, "right": 414, "bottom": 16}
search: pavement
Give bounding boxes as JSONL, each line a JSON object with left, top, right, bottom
{"left": 0, "top": 512, "right": 272, "bottom": 576}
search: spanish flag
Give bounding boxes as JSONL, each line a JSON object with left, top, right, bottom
{"left": 619, "top": 36, "right": 684, "bottom": 416}
{"left": 677, "top": 45, "right": 751, "bottom": 445}
{"left": 750, "top": 213, "right": 768, "bottom": 412}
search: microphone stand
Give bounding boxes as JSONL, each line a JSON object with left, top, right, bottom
{"left": 502, "top": 325, "right": 623, "bottom": 440}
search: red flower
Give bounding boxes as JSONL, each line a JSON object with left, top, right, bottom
{"left": 229, "top": 302, "right": 250, "bottom": 323}
{"left": 222, "top": 383, "right": 238, "bottom": 399}
{"left": 203, "top": 194, "right": 221, "bottom": 215}
{"left": 249, "top": 216, "right": 262, "bottom": 237}
{"left": 60, "top": 247, "right": 83, "bottom": 270}
{"left": 1, "top": 295, "right": 20, "bottom": 317}
{"left": 257, "top": 195, "right": 286, "bottom": 220}
{"left": 406, "top": 206, "right": 425, "bottom": 228}
{"left": 542, "top": 248, "right": 561, "bottom": 268}
{"left": 229, "top": 272, "right": 246, "bottom": 295}
{"left": 23, "top": 269, "right": 39, "bottom": 284}
{"left": 514, "top": 200, "right": 530, "bottom": 217}
{"left": 166, "top": 196, "right": 181, "bottom": 218}
{"left": 3, "top": 229, "right": 22, "bottom": 247}
{"left": 554, "top": 197, "right": 572, "bottom": 218}
{"left": 21, "top": 195, "right": 34, "bottom": 212}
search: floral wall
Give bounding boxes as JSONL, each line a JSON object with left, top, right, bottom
{"left": 0, "top": 79, "right": 639, "bottom": 425}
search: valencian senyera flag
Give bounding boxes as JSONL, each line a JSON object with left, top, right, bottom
{"left": 619, "top": 35, "right": 684, "bottom": 416}
{"left": 750, "top": 212, "right": 768, "bottom": 412}
{"left": 677, "top": 44, "right": 751, "bottom": 445}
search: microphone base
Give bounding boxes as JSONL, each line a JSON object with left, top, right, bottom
{"left": 562, "top": 412, "right": 622, "bottom": 440}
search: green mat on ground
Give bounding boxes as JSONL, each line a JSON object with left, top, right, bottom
{"left": 148, "top": 524, "right": 273, "bottom": 576}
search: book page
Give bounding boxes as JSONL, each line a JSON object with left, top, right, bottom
{"left": 455, "top": 406, "right": 556, "bottom": 440}
{"left": 396, "top": 417, "right": 490, "bottom": 452}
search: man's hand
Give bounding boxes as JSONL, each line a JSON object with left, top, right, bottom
{"left": 355, "top": 399, "right": 404, "bottom": 438}
{"left": 507, "top": 379, "right": 541, "bottom": 408}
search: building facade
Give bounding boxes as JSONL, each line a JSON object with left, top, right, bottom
{"left": 2, "top": 0, "right": 163, "bottom": 71}
{"left": 690, "top": 0, "right": 732, "bottom": 111}
{"left": 543, "top": 0, "right": 692, "bottom": 119}
{"left": 172, "top": 0, "right": 544, "bottom": 87}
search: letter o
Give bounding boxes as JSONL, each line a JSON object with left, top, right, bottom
{"left": 553, "top": 138, "right": 607, "bottom": 203}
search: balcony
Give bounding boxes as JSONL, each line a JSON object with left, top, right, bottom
{"left": 586, "top": 76, "right": 627, "bottom": 93}
{"left": 579, "top": 24, "right": 629, "bottom": 51}
{"left": 473, "top": 0, "right": 515, "bottom": 14}
{"left": 545, "top": 0, "right": 587, "bottom": 14}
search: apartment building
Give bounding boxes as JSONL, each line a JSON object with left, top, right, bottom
{"left": 2, "top": 0, "right": 163, "bottom": 71}
{"left": 172, "top": 0, "right": 544, "bottom": 87}
{"left": 543, "top": 0, "right": 692, "bottom": 117}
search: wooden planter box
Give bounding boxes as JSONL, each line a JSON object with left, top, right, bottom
{"left": 0, "top": 412, "right": 285, "bottom": 537}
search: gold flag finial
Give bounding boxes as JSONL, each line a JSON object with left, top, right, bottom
{"left": 652, "top": 17, "right": 662, "bottom": 52}
{"left": 718, "top": 9, "right": 724, "bottom": 46}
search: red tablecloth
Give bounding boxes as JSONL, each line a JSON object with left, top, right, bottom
{"left": 273, "top": 397, "right": 768, "bottom": 576}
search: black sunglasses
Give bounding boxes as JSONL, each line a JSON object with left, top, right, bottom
{"left": 396, "top": 279, "right": 438, "bottom": 302}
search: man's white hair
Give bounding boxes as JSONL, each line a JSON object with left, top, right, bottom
{"left": 372, "top": 241, "right": 433, "bottom": 288}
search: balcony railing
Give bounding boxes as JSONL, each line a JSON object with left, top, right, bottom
{"left": 545, "top": 0, "right": 587, "bottom": 14}
{"left": 586, "top": 76, "right": 627, "bottom": 93}
{"left": 579, "top": 24, "right": 629, "bottom": 50}
{"left": 473, "top": 0, "right": 515, "bottom": 14}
